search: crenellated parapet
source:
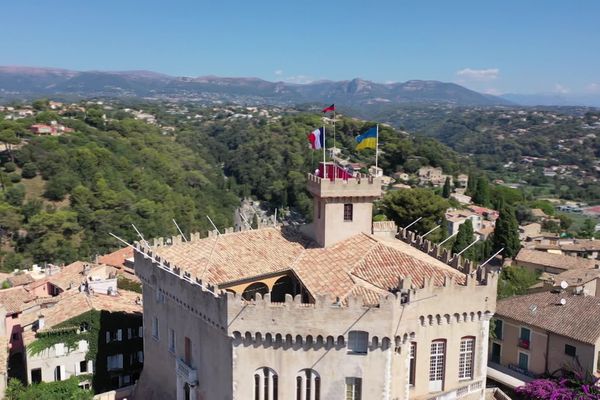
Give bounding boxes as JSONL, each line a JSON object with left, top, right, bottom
{"left": 306, "top": 173, "right": 381, "bottom": 198}
{"left": 397, "top": 227, "right": 487, "bottom": 278}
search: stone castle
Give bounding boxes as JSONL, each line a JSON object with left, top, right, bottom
{"left": 133, "top": 171, "right": 497, "bottom": 400}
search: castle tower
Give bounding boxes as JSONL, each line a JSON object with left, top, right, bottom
{"left": 306, "top": 169, "right": 382, "bottom": 247}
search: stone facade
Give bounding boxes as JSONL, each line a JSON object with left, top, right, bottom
{"left": 133, "top": 175, "right": 497, "bottom": 400}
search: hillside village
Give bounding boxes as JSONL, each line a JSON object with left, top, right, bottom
{"left": 0, "top": 100, "right": 598, "bottom": 399}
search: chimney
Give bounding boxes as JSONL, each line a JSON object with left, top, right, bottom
{"left": 38, "top": 314, "right": 45, "bottom": 330}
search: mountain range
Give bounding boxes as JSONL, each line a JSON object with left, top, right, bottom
{"left": 0, "top": 66, "right": 512, "bottom": 107}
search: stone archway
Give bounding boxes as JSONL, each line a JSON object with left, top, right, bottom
{"left": 270, "top": 275, "right": 298, "bottom": 302}
{"left": 242, "top": 282, "right": 269, "bottom": 301}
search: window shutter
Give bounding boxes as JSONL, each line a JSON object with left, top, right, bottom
{"left": 139, "top": 326, "right": 143, "bottom": 337}
{"left": 106, "top": 331, "right": 111, "bottom": 343}
{"left": 127, "top": 328, "right": 132, "bottom": 339}
{"left": 60, "top": 365, "right": 66, "bottom": 380}
{"left": 138, "top": 351, "right": 144, "bottom": 363}
{"left": 118, "top": 354, "right": 124, "bottom": 368}
{"left": 117, "top": 329, "right": 123, "bottom": 341}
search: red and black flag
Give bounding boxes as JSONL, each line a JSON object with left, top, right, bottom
{"left": 321, "top": 104, "right": 335, "bottom": 113}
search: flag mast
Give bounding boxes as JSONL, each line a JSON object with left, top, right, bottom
{"left": 333, "top": 109, "right": 336, "bottom": 151}
{"left": 322, "top": 125, "right": 327, "bottom": 179}
{"left": 375, "top": 124, "right": 379, "bottom": 173}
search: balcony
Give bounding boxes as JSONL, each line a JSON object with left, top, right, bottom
{"left": 176, "top": 358, "right": 198, "bottom": 385}
{"left": 518, "top": 338, "right": 530, "bottom": 349}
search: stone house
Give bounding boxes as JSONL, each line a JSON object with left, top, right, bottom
{"left": 489, "top": 291, "right": 600, "bottom": 388}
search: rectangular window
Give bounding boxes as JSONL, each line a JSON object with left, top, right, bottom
{"left": 137, "top": 350, "right": 144, "bottom": 363}
{"left": 318, "top": 201, "right": 321, "bottom": 219}
{"left": 185, "top": 337, "right": 192, "bottom": 365}
{"left": 107, "top": 354, "right": 124, "bottom": 371}
{"left": 116, "top": 329, "right": 122, "bottom": 341}
{"left": 152, "top": 317, "right": 159, "bottom": 340}
{"left": 168, "top": 328, "right": 176, "bottom": 353}
{"left": 54, "top": 365, "right": 62, "bottom": 381}
{"left": 494, "top": 319, "right": 503, "bottom": 340}
{"left": 345, "top": 377, "right": 362, "bottom": 400}
{"left": 344, "top": 204, "right": 353, "bottom": 222}
{"left": 156, "top": 289, "right": 165, "bottom": 304}
{"left": 518, "top": 352, "right": 529, "bottom": 371}
{"left": 458, "top": 337, "right": 475, "bottom": 380}
{"left": 565, "top": 344, "right": 577, "bottom": 357}
{"left": 597, "top": 351, "right": 600, "bottom": 372}
{"left": 31, "top": 368, "right": 42, "bottom": 384}
{"left": 429, "top": 340, "right": 446, "bottom": 392}
{"left": 409, "top": 342, "right": 417, "bottom": 386}
{"left": 139, "top": 326, "right": 143, "bottom": 337}
{"left": 519, "top": 327, "right": 531, "bottom": 349}
{"left": 348, "top": 331, "right": 368, "bottom": 354}
{"left": 106, "top": 331, "right": 111, "bottom": 343}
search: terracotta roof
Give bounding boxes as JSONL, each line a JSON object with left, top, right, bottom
{"left": 152, "top": 227, "right": 467, "bottom": 304}
{"left": 496, "top": 291, "right": 600, "bottom": 345}
{"left": 550, "top": 268, "right": 600, "bottom": 286}
{"left": 515, "top": 249, "right": 599, "bottom": 271}
{"left": 48, "top": 261, "right": 114, "bottom": 291}
{"left": 23, "top": 290, "right": 142, "bottom": 345}
{"left": 98, "top": 247, "right": 134, "bottom": 268}
{"left": 0, "top": 287, "right": 37, "bottom": 314}
{"left": 7, "top": 273, "right": 35, "bottom": 287}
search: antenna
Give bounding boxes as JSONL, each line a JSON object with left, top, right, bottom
{"left": 131, "top": 224, "right": 149, "bottom": 247}
{"left": 206, "top": 215, "right": 221, "bottom": 235}
{"left": 403, "top": 217, "right": 422, "bottom": 230}
{"left": 529, "top": 304, "right": 538, "bottom": 314}
{"left": 421, "top": 225, "right": 440, "bottom": 238}
{"left": 456, "top": 237, "right": 480, "bottom": 256}
{"left": 274, "top": 208, "right": 278, "bottom": 226}
{"left": 438, "top": 232, "right": 458, "bottom": 246}
{"left": 172, "top": 219, "right": 188, "bottom": 242}
{"left": 239, "top": 212, "right": 253, "bottom": 230}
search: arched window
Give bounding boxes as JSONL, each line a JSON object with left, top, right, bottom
{"left": 254, "top": 367, "right": 278, "bottom": 400}
{"left": 243, "top": 282, "right": 269, "bottom": 301}
{"left": 296, "top": 369, "right": 320, "bottom": 400}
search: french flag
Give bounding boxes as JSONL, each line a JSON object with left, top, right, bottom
{"left": 308, "top": 128, "right": 324, "bottom": 150}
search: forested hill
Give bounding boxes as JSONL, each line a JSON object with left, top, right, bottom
{"left": 0, "top": 106, "right": 239, "bottom": 269}
{"left": 0, "top": 101, "right": 464, "bottom": 270}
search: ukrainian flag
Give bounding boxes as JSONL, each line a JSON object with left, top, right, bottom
{"left": 355, "top": 127, "right": 377, "bottom": 150}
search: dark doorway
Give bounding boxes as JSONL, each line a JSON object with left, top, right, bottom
{"left": 242, "top": 282, "right": 269, "bottom": 301}
{"left": 31, "top": 368, "right": 42, "bottom": 384}
{"left": 270, "top": 275, "right": 299, "bottom": 302}
{"left": 491, "top": 342, "right": 501, "bottom": 364}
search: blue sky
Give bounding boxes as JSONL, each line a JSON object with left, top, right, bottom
{"left": 1, "top": 1, "right": 599, "bottom": 95}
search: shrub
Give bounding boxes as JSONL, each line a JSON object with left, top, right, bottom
{"left": 21, "top": 162, "right": 37, "bottom": 179}
{"left": 3, "top": 162, "right": 16, "bottom": 173}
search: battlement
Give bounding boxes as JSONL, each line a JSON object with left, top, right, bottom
{"left": 396, "top": 227, "right": 490, "bottom": 281}
{"left": 306, "top": 173, "right": 381, "bottom": 198}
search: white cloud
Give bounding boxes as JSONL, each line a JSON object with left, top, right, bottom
{"left": 586, "top": 83, "right": 600, "bottom": 93}
{"left": 281, "top": 75, "right": 314, "bottom": 84}
{"left": 274, "top": 69, "right": 283, "bottom": 76}
{"left": 456, "top": 68, "right": 500, "bottom": 81}
{"left": 553, "top": 83, "right": 569, "bottom": 94}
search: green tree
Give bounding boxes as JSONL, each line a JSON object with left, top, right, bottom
{"left": 442, "top": 176, "right": 451, "bottom": 198}
{"left": 497, "top": 266, "right": 539, "bottom": 299}
{"left": 466, "top": 173, "right": 477, "bottom": 196}
{"left": 578, "top": 219, "right": 596, "bottom": 239}
{"left": 472, "top": 176, "right": 490, "bottom": 206}
{"left": 380, "top": 188, "right": 449, "bottom": 241}
{"left": 4, "top": 184, "right": 26, "bottom": 207}
{"left": 452, "top": 219, "right": 474, "bottom": 257}
{"left": 558, "top": 213, "right": 572, "bottom": 230}
{"left": 492, "top": 205, "right": 521, "bottom": 259}
{"left": 21, "top": 162, "right": 37, "bottom": 179}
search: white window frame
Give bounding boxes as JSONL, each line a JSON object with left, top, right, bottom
{"left": 429, "top": 340, "right": 446, "bottom": 392}
{"left": 345, "top": 377, "right": 362, "bottom": 400}
{"left": 347, "top": 331, "right": 368, "bottom": 355}
{"left": 458, "top": 337, "right": 475, "bottom": 380}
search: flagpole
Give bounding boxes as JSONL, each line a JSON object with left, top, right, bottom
{"left": 323, "top": 125, "right": 327, "bottom": 179}
{"left": 333, "top": 109, "right": 336, "bottom": 152}
{"left": 375, "top": 124, "right": 379, "bottom": 174}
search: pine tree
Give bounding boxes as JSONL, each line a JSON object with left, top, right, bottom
{"left": 473, "top": 176, "right": 490, "bottom": 206}
{"left": 442, "top": 176, "right": 452, "bottom": 198}
{"left": 492, "top": 205, "right": 521, "bottom": 259}
{"left": 452, "top": 219, "right": 474, "bottom": 257}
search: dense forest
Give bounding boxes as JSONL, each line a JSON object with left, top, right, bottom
{"left": 0, "top": 101, "right": 464, "bottom": 270}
